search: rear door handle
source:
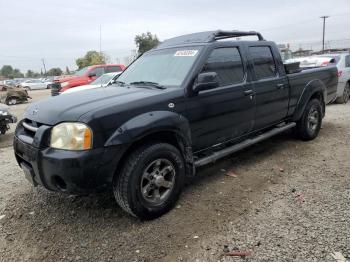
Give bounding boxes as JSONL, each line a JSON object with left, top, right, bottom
{"left": 244, "top": 90, "right": 255, "bottom": 96}
{"left": 276, "top": 83, "right": 285, "bottom": 89}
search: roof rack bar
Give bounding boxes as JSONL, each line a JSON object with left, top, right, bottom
{"left": 214, "top": 30, "right": 265, "bottom": 41}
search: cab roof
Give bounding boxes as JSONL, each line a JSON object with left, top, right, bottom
{"left": 157, "top": 30, "right": 265, "bottom": 49}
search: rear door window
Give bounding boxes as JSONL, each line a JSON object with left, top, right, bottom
{"left": 250, "top": 46, "right": 277, "bottom": 80}
{"left": 201, "top": 47, "right": 244, "bottom": 87}
{"left": 105, "top": 66, "right": 122, "bottom": 73}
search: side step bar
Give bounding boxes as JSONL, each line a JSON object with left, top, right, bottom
{"left": 194, "top": 122, "right": 296, "bottom": 167}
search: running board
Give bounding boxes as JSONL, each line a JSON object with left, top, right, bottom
{"left": 194, "top": 122, "right": 296, "bottom": 167}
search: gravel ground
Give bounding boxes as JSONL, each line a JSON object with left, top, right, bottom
{"left": 0, "top": 90, "right": 349, "bottom": 262}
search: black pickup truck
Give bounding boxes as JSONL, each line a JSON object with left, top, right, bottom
{"left": 14, "top": 30, "right": 338, "bottom": 219}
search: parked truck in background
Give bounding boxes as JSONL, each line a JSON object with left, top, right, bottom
{"left": 51, "top": 64, "right": 126, "bottom": 95}
{"left": 14, "top": 30, "right": 338, "bottom": 219}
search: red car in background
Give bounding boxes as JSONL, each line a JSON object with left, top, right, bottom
{"left": 53, "top": 64, "right": 126, "bottom": 94}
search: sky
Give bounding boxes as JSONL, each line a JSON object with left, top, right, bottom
{"left": 0, "top": 0, "right": 349, "bottom": 72}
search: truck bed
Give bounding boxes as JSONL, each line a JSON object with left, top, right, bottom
{"left": 287, "top": 66, "right": 338, "bottom": 115}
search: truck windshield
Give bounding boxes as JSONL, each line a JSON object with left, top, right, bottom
{"left": 117, "top": 47, "right": 202, "bottom": 87}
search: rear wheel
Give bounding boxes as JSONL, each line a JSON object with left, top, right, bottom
{"left": 113, "top": 143, "right": 185, "bottom": 219}
{"left": 24, "top": 86, "right": 31, "bottom": 91}
{"left": 295, "top": 99, "right": 322, "bottom": 141}
{"left": 336, "top": 82, "right": 350, "bottom": 104}
{"left": 5, "top": 96, "right": 18, "bottom": 106}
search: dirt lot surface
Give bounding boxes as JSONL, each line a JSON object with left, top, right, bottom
{"left": 0, "top": 90, "right": 349, "bottom": 262}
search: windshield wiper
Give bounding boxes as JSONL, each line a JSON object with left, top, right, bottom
{"left": 129, "top": 81, "right": 166, "bottom": 90}
{"left": 110, "top": 80, "right": 126, "bottom": 86}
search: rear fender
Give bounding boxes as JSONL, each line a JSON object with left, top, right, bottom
{"left": 292, "top": 79, "right": 326, "bottom": 121}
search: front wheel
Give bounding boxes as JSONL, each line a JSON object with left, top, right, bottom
{"left": 5, "top": 97, "right": 18, "bottom": 106}
{"left": 295, "top": 99, "right": 322, "bottom": 141}
{"left": 113, "top": 143, "right": 185, "bottom": 219}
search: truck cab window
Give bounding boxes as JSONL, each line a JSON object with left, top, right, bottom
{"left": 201, "top": 47, "right": 244, "bottom": 87}
{"left": 90, "top": 67, "right": 104, "bottom": 77}
{"left": 105, "top": 66, "right": 122, "bottom": 73}
{"left": 250, "top": 46, "right": 277, "bottom": 80}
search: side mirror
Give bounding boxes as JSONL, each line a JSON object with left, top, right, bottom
{"left": 88, "top": 72, "right": 96, "bottom": 78}
{"left": 193, "top": 72, "right": 219, "bottom": 94}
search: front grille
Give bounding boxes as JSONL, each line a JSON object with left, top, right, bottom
{"left": 50, "top": 83, "right": 61, "bottom": 96}
{"left": 22, "top": 119, "right": 43, "bottom": 138}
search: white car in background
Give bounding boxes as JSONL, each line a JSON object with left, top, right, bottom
{"left": 20, "top": 79, "right": 53, "bottom": 90}
{"left": 62, "top": 72, "right": 122, "bottom": 94}
{"left": 291, "top": 53, "right": 350, "bottom": 103}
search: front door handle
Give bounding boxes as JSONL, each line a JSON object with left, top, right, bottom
{"left": 244, "top": 90, "right": 255, "bottom": 96}
{"left": 276, "top": 83, "right": 285, "bottom": 89}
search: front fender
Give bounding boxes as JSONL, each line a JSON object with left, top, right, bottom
{"left": 292, "top": 79, "right": 326, "bottom": 121}
{"left": 104, "top": 111, "right": 191, "bottom": 147}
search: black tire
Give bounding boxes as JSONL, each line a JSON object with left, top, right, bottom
{"left": 336, "top": 82, "right": 350, "bottom": 104}
{"left": 295, "top": 99, "right": 322, "bottom": 141}
{"left": 113, "top": 143, "right": 185, "bottom": 219}
{"left": 5, "top": 96, "right": 18, "bottom": 106}
{"left": 0, "top": 125, "right": 6, "bottom": 135}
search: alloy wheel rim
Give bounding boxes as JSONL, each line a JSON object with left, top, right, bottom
{"left": 9, "top": 99, "right": 17, "bottom": 105}
{"left": 344, "top": 86, "right": 350, "bottom": 103}
{"left": 307, "top": 106, "right": 319, "bottom": 132}
{"left": 140, "top": 158, "right": 175, "bottom": 205}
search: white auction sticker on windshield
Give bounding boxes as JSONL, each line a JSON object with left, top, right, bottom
{"left": 174, "top": 50, "right": 198, "bottom": 57}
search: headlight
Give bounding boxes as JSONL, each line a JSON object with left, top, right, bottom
{"left": 50, "top": 122, "right": 92, "bottom": 150}
{"left": 61, "top": 82, "right": 69, "bottom": 87}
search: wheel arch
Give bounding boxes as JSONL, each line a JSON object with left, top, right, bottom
{"left": 292, "top": 79, "right": 326, "bottom": 121}
{"left": 106, "top": 111, "right": 195, "bottom": 181}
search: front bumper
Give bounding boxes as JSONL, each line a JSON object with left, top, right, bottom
{"left": 13, "top": 134, "right": 125, "bottom": 194}
{"left": 0, "top": 114, "right": 17, "bottom": 124}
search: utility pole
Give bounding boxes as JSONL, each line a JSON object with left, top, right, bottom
{"left": 41, "top": 58, "right": 47, "bottom": 77}
{"left": 320, "top": 16, "right": 329, "bottom": 51}
{"left": 99, "top": 25, "right": 102, "bottom": 56}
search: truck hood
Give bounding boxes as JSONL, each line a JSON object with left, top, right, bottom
{"left": 24, "top": 86, "right": 170, "bottom": 125}
{"left": 61, "top": 84, "right": 101, "bottom": 94}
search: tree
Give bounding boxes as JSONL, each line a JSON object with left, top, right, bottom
{"left": 75, "top": 51, "right": 106, "bottom": 69}
{"left": 12, "top": 69, "right": 24, "bottom": 78}
{"left": 25, "top": 70, "right": 35, "bottom": 78}
{"left": 47, "top": 68, "right": 63, "bottom": 76}
{"left": 0, "top": 65, "right": 14, "bottom": 77}
{"left": 134, "top": 32, "right": 160, "bottom": 55}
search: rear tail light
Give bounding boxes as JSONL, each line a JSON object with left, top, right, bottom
{"left": 337, "top": 70, "right": 343, "bottom": 77}
{"left": 321, "top": 61, "right": 330, "bottom": 66}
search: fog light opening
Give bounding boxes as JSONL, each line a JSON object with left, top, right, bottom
{"left": 53, "top": 176, "right": 67, "bottom": 191}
